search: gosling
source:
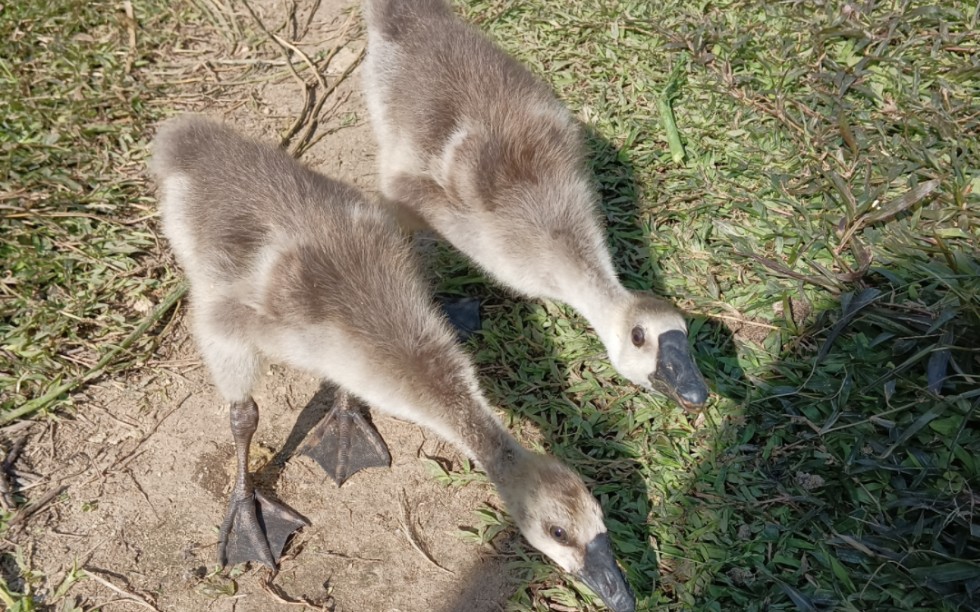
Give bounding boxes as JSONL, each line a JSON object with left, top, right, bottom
{"left": 362, "top": 0, "right": 709, "bottom": 410}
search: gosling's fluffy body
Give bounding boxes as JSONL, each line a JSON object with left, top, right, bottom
{"left": 151, "top": 115, "right": 609, "bottom": 577}
{"left": 362, "top": 0, "right": 698, "bottom": 396}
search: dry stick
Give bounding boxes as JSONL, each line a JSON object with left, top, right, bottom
{"left": 276, "top": 11, "right": 358, "bottom": 155}
{"left": 194, "top": 0, "right": 232, "bottom": 39}
{"left": 0, "top": 437, "right": 27, "bottom": 511}
{"left": 296, "top": 91, "right": 353, "bottom": 152}
{"left": 127, "top": 470, "right": 160, "bottom": 520}
{"left": 0, "top": 466, "right": 14, "bottom": 513}
{"left": 281, "top": 84, "right": 317, "bottom": 149}
{"left": 204, "top": 0, "right": 245, "bottom": 44}
{"left": 288, "top": 10, "right": 357, "bottom": 153}
{"left": 3, "top": 209, "right": 164, "bottom": 226}
{"left": 0, "top": 283, "right": 188, "bottom": 426}
{"left": 271, "top": 32, "right": 328, "bottom": 89}
{"left": 2, "top": 437, "right": 26, "bottom": 469}
{"left": 300, "top": 0, "right": 322, "bottom": 39}
{"left": 239, "top": 0, "right": 306, "bottom": 86}
{"left": 284, "top": 0, "right": 299, "bottom": 39}
{"left": 121, "top": 0, "right": 138, "bottom": 73}
{"left": 292, "top": 48, "right": 365, "bottom": 158}
{"left": 398, "top": 489, "right": 454, "bottom": 575}
{"left": 315, "top": 549, "right": 383, "bottom": 563}
{"left": 238, "top": 0, "right": 316, "bottom": 149}
{"left": 210, "top": 58, "right": 292, "bottom": 66}
{"left": 108, "top": 393, "right": 192, "bottom": 473}
{"left": 7, "top": 484, "right": 68, "bottom": 527}
{"left": 696, "top": 311, "right": 781, "bottom": 330}
{"left": 258, "top": 571, "right": 333, "bottom": 610}
{"left": 219, "top": 0, "right": 247, "bottom": 41}
{"left": 84, "top": 568, "right": 161, "bottom": 612}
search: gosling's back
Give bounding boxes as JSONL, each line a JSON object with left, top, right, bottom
{"left": 153, "top": 116, "right": 426, "bottom": 327}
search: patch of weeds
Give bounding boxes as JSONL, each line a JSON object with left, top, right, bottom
{"left": 194, "top": 565, "right": 240, "bottom": 599}
{"left": 457, "top": 504, "right": 510, "bottom": 546}
{"left": 423, "top": 456, "right": 489, "bottom": 487}
{"left": 0, "top": 0, "right": 186, "bottom": 420}
{"left": 0, "top": 581, "right": 37, "bottom": 612}
{"left": 48, "top": 563, "right": 85, "bottom": 612}
{"left": 0, "top": 547, "right": 64, "bottom": 612}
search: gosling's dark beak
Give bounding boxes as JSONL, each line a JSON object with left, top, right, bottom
{"left": 649, "top": 329, "right": 709, "bottom": 411}
{"left": 576, "top": 533, "right": 636, "bottom": 612}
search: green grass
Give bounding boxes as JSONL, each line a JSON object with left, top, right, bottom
{"left": 0, "top": 0, "right": 184, "bottom": 423}
{"left": 440, "top": 0, "right": 979, "bottom": 609}
{"left": 2, "top": 0, "right": 978, "bottom": 610}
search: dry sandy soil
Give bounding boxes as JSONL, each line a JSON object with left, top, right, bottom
{"left": 3, "top": 0, "right": 530, "bottom": 610}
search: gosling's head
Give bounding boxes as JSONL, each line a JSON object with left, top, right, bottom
{"left": 499, "top": 454, "right": 636, "bottom": 612}
{"left": 607, "top": 293, "right": 709, "bottom": 411}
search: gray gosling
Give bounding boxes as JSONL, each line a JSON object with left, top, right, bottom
{"left": 362, "top": 0, "right": 709, "bottom": 410}
{"left": 150, "top": 115, "right": 635, "bottom": 611}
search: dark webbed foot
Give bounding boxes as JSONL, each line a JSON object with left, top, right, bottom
{"left": 219, "top": 487, "right": 309, "bottom": 568}
{"left": 219, "top": 397, "right": 308, "bottom": 569}
{"left": 438, "top": 296, "right": 481, "bottom": 340}
{"left": 300, "top": 392, "right": 390, "bottom": 487}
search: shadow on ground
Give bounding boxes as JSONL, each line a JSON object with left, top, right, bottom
{"left": 639, "top": 251, "right": 979, "bottom": 608}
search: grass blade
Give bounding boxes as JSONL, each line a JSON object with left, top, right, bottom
{"left": 0, "top": 284, "right": 188, "bottom": 425}
{"left": 864, "top": 179, "right": 940, "bottom": 225}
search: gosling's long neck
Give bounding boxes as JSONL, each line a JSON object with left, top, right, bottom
{"left": 436, "top": 382, "right": 534, "bottom": 515}
{"left": 396, "top": 338, "right": 531, "bottom": 478}
{"left": 554, "top": 256, "right": 630, "bottom": 353}
{"left": 435, "top": 382, "right": 530, "bottom": 482}
{"left": 469, "top": 418, "right": 531, "bottom": 487}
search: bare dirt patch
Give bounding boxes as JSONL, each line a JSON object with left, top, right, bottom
{"left": 3, "top": 0, "right": 522, "bottom": 609}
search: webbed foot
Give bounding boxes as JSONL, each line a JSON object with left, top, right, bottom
{"left": 219, "top": 487, "right": 309, "bottom": 568}
{"left": 300, "top": 393, "right": 390, "bottom": 487}
{"left": 439, "top": 296, "right": 481, "bottom": 340}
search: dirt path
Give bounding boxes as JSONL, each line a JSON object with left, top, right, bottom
{"left": 7, "top": 1, "right": 521, "bottom": 610}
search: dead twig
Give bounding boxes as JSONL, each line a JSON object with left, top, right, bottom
{"left": 314, "top": 549, "right": 383, "bottom": 563}
{"left": 258, "top": 570, "right": 334, "bottom": 610}
{"left": 197, "top": 0, "right": 244, "bottom": 45}
{"left": 696, "top": 311, "right": 781, "bottom": 331}
{"left": 126, "top": 470, "right": 160, "bottom": 520}
{"left": 398, "top": 489, "right": 454, "bottom": 575}
{"left": 292, "top": 47, "right": 364, "bottom": 158}
{"left": 238, "top": 0, "right": 316, "bottom": 150}
{"left": 271, "top": 32, "right": 328, "bottom": 89}
{"left": 292, "top": 90, "right": 351, "bottom": 152}
{"left": 299, "top": 0, "right": 322, "bottom": 39}
{"left": 239, "top": 0, "right": 307, "bottom": 87}
{"left": 85, "top": 567, "right": 161, "bottom": 612}
{"left": 280, "top": 84, "right": 317, "bottom": 149}
{"left": 7, "top": 484, "right": 68, "bottom": 527}
{"left": 0, "top": 420, "right": 33, "bottom": 436}
{"left": 120, "top": 1, "right": 138, "bottom": 73}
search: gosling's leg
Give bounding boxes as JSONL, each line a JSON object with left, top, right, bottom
{"left": 219, "top": 397, "right": 309, "bottom": 568}
{"left": 300, "top": 392, "right": 390, "bottom": 487}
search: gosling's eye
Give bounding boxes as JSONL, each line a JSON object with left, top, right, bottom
{"left": 631, "top": 326, "right": 645, "bottom": 347}
{"left": 549, "top": 526, "right": 569, "bottom": 544}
